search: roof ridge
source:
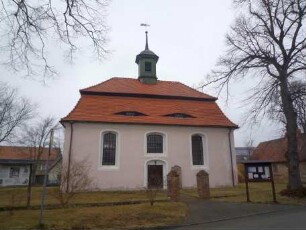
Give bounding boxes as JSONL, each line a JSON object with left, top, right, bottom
{"left": 80, "top": 77, "right": 216, "bottom": 100}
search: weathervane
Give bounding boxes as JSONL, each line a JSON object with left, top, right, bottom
{"left": 140, "top": 23, "right": 150, "bottom": 31}
{"left": 140, "top": 23, "right": 150, "bottom": 50}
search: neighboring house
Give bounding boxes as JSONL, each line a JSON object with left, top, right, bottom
{"left": 0, "top": 146, "right": 61, "bottom": 186}
{"left": 235, "top": 147, "right": 255, "bottom": 163}
{"left": 61, "top": 33, "right": 239, "bottom": 190}
{"left": 47, "top": 156, "right": 62, "bottom": 185}
{"left": 251, "top": 133, "right": 306, "bottom": 183}
{"left": 0, "top": 159, "right": 33, "bottom": 187}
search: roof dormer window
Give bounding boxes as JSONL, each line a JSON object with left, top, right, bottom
{"left": 115, "top": 111, "right": 147, "bottom": 117}
{"left": 164, "top": 113, "right": 194, "bottom": 118}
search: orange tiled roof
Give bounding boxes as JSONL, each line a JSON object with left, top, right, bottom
{"left": 251, "top": 134, "right": 306, "bottom": 162}
{"left": 62, "top": 77, "right": 237, "bottom": 128}
{"left": 81, "top": 77, "right": 216, "bottom": 100}
{"left": 0, "top": 146, "right": 61, "bottom": 161}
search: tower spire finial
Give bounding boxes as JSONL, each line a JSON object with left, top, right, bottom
{"left": 145, "top": 31, "right": 149, "bottom": 50}
{"left": 137, "top": 23, "right": 159, "bottom": 84}
{"left": 140, "top": 23, "right": 150, "bottom": 50}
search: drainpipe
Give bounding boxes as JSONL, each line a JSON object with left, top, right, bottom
{"left": 66, "top": 121, "right": 74, "bottom": 192}
{"left": 228, "top": 128, "right": 235, "bottom": 187}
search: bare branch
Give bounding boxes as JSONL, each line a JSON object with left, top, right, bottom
{"left": 203, "top": 0, "right": 306, "bottom": 190}
{"left": 0, "top": 0, "right": 109, "bottom": 80}
{"left": 0, "top": 82, "right": 33, "bottom": 143}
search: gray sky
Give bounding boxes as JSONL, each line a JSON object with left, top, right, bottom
{"left": 0, "top": 0, "right": 283, "bottom": 146}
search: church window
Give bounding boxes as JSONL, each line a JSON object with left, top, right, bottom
{"left": 147, "top": 133, "right": 163, "bottom": 153}
{"left": 102, "top": 132, "right": 117, "bottom": 165}
{"left": 145, "top": 62, "right": 152, "bottom": 72}
{"left": 191, "top": 134, "right": 204, "bottom": 165}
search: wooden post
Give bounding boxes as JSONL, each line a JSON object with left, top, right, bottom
{"left": 26, "top": 163, "right": 32, "bottom": 208}
{"left": 269, "top": 164, "right": 277, "bottom": 203}
{"left": 38, "top": 129, "right": 54, "bottom": 226}
{"left": 244, "top": 164, "right": 250, "bottom": 202}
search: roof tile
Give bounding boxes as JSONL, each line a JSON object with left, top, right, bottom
{"left": 62, "top": 95, "right": 237, "bottom": 127}
{"left": 251, "top": 134, "right": 306, "bottom": 162}
{"left": 0, "top": 146, "right": 61, "bottom": 161}
{"left": 81, "top": 77, "right": 216, "bottom": 100}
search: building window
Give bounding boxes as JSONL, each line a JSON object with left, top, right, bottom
{"left": 40, "top": 163, "right": 48, "bottom": 171}
{"left": 164, "top": 113, "right": 194, "bottom": 118}
{"left": 115, "top": 111, "right": 147, "bottom": 116}
{"left": 192, "top": 134, "right": 204, "bottom": 165}
{"left": 102, "top": 132, "right": 117, "bottom": 165}
{"left": 145, "top": 62, "right": 152, "bottom": 72}
{"left": 147, "top": 133, "right": 163, "bottom": 153}
{"left": 9, "top": 167, "right": 20, "bottom": 178}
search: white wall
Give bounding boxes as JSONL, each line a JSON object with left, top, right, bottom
{"left": 62, "top": 122, "right": 238, "bottom": 190}
{"left": 0, "top": 165, "right": 30, "bottom": 187}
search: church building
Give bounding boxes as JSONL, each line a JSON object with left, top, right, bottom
{"left": 61, "top": 32, "right": 238, "bottom": 190}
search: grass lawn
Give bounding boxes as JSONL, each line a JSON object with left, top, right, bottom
{"left": 0, "top": 186, "right": 167, "bottom": 208}
{"left": 182, "top": 183, "right": 306, "bottom": 205}
{"left": 0, "top": 186, "right": 187, "bottom": 229}
{"left": 0, "top": 202, "right": 187, "bottom": 229}
{"left": 2, "top": 183, "right": 305, "bottom": 229}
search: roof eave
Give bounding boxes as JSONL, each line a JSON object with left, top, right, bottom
{"left": 60, "top": 119, "right": 238, "bottom": 129}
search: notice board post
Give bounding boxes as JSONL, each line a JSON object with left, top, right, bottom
{"left": 243, "top": 161, "right": 276, "bottom": 203}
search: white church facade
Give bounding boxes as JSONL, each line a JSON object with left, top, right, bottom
{"left": 61, "top": 32, "right": 238, "bottom": 190}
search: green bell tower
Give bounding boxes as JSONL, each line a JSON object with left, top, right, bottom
{"left": 136, "top": 31, "right": 159, "bottom": 84}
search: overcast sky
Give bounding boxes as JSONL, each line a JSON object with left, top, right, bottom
{"left": 0, "top": 0, "right": 283, "bottom": 147}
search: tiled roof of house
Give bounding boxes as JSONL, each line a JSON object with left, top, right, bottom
{"left": 251, "top": 134, "right": 306, "bottom": 162}
{"left": 62, "top": 77, "right": 237, "bottom": 128}
{"left": 80, "top": 77, "right": 216, "bottom": 100}
{"left": 0, "top": 146, "right": 61, "bottom": 161}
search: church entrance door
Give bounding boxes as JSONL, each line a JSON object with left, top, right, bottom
{"left": 147, "top": 165, "right": 163, "bottom": 188}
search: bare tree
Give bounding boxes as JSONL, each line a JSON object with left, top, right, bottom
{"left": 19, "top": 116, "right": 59, "bottom": 183}
{"left": 0, "top": 83, "right": 33, "bottom": 144}
{"left": 18, "top": 117, "right": 59, "bottom": 208}
{"left": 53, "top": 159, "right": 93, "bottom": 207}
{"left": 146, "top": 174, "right": 164, "bottom": 206}
{"left": 0, "top": 0, "right": 109, "bottom": 79}
{"left": 205, "top": 0, "right": 306, "bottom": 190}
{"left": 268, "top": 80, "right": 306, "bottom": 134}
{"left": 244, "top": 136, "right": 254, "bottom": 160}
{"left": 292, "top": 82, "right": 306, "bottom": 134}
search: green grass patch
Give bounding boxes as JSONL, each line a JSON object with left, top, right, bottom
{"left": 0, "top": 202, "right": 187, "bottom": 229}
{"left": 0, "top": 186, "right": 187, "bottom": 229}
{"left": 0, "top": 186, "right": 167, "bottom": 208}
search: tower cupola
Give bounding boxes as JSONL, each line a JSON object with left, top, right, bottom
{"left": 135, "top": 31, "right": 159, "bottom": 84}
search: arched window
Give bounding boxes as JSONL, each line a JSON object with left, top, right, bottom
{"left": 147, "top": 133, "right": 163, "bottom": 153}
{"left": 102, "top": 132, "right": 117, "bottom": 165}
{"left": 191, "top": 134, "right": 204, "bottom": 165}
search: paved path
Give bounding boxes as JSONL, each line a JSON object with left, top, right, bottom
{"left": 181, "top": 206, "right": 306, "bottom": 229}
{"left": 181, "top": 195, "right": 298, "bottom": 225}
{"left": 157, "top": 194, "right": 306, "bottom": 229}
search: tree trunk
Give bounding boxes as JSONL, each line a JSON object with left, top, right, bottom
{"left": 280, "top": 77, "right": 302, "bottom": 190}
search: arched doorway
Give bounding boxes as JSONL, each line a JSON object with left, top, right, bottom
{"left": 144, "top": 159, "right": 167, "bottom": 189}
